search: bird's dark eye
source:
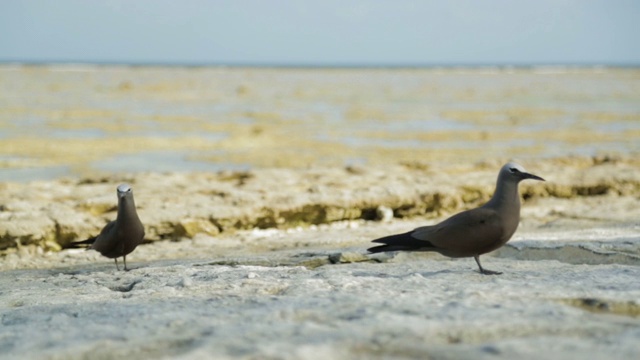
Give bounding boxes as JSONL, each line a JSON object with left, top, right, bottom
{"left": 509, "top": 168, "right": 520, "bottom": 173}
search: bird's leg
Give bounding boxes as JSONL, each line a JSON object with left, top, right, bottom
{"left": 123, "top": 255, "right": 128, "bottom": 271}
{"left": 474, "top": 256, "right": 502, "bottom": 275}
{"left": 114, "top": 258, "right": 120, "bottom": 271}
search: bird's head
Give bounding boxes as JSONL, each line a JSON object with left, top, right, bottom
{"left": 501, "top": 162, "right": 545, "bottom": 182}
{"left": 117, "top": 183, "right": 133, "bottom": 199}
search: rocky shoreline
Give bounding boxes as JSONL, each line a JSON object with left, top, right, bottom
{"left": 2, "top": 65, "right": 640, "bottom": 359}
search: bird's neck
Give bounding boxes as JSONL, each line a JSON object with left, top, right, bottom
{"left": 487, "top": 178, "right": 521, "bottom": 212}
{"left": 118, "top": 198, "right": 141, "bottom": 224}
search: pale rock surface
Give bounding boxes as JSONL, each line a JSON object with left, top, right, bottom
{"left": 1, "top": 158, "right": 640, "bottom": 359}
{"left": 1, "top": 213, "right": 639, "bottom": 359}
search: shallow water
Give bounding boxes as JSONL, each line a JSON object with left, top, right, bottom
{"left": 93, "top": 150, "right": 249, "bottom": 174}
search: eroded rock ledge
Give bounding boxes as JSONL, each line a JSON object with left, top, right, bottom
{"left": 1, "top": 156, "right": 638, "bottom": 255}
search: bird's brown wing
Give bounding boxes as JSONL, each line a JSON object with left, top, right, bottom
{"left": 68, "top": 220, "right": 116, "bottom": 249}
{"left": 90, "top": 220, "right": 119, "bottom": 254}
{"left": 411, "top": 207, "right": 504, "bottom": 257}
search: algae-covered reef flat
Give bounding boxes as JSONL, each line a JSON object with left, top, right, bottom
{"left": 1, "top": 66, "right": 639, "bottom": 181}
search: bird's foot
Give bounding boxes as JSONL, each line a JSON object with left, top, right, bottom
{"left": 478, "top": 269, "right": 503, "bottom": 275}
{"left": 473, "top": 256, "right": 502, "bottom": 275}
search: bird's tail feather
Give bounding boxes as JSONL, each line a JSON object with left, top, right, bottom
{"left": 368, "top": 244, "right": 421, "bottom": 253}
{"left": 367, "top": 231, "right": 435, "bottom": 253}
{"left": 67, "top": 237, "right": 97, "bottom": 249}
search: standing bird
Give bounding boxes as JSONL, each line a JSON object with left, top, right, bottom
{"left": 74, "top": 183, "right": 145, "bottom": 271}
{"left": 368, "top": 162, "right": 544, "bottom": 275}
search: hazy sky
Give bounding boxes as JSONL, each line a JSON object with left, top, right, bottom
{"left": 1, "top": 0, "right": 639, "bottom": 65}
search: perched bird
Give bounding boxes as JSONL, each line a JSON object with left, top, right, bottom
{"left": 73, "top": 183, "right": 145, "bottom": 271}
{"left": 368, "top": 162, "right": 544, "bottom": 275}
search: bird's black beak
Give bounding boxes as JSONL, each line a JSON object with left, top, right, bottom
{"left": 524, "top": 172, "right": 545, "bottom": 181}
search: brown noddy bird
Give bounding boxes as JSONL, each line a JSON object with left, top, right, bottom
{"left": 73, "top": 183, "right": 145, "bottom": 271}
{"left": 368, "top": 162, "right": 544, "bottom": 275}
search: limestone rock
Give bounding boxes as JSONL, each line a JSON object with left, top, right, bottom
{"left": 1, "top": 157, "right": 640, "bottom": 253}
{"left": 174, "top": 218, "right": 220, "bottom": 238}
